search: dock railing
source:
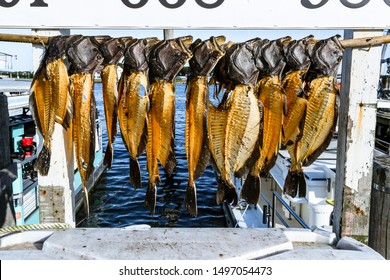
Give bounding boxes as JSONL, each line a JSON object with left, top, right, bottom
{"left": 260, "top": 190, "right": 309, "bottom": 229}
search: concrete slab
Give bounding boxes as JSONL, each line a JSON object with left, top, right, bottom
{"left": 42, "top": 228, "right": 293, "bottom": 260}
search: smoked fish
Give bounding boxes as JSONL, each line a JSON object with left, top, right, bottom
{"left": 284, "top": 36, "right": 344, "bottom": 198}
{"left": 184, "top": 36, "right": 226, "bottom": 217}
{"left": 145, "top": 36, "right": 193, "bottom": 215}
{"left": 209, "top": 38, "right": 263, "bottom": 205}
{"left": 99, "top": 37, "right": 128, "bottom": 169}
{"left": 281, "top": 36, "right": 316, "bottom": 147}
{"left": 30, "top": 36, "right": 76, "bottom": 176}
{"left": 242, "top": 37, "right": 291, "bottom": 204}
{"left": 117, "top": 38, "right": 159, "bottom": 189}
{"left": 67, "top": 36, "right": 104, "bottom": 216}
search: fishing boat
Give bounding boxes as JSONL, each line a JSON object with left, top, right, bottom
{"left": 223, "top": 140, "right": 336, "bottom": 230}
{"left": 0, "top": 78, "right": 106, "bottom": 226}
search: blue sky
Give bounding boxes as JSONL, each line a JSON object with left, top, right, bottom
{"left": 0, "top": 28, "right": 344, "bottom": 72}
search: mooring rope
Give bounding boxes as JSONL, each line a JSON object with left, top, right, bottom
{"left": 0, "top": 223, "right": 71, "bottom": 234}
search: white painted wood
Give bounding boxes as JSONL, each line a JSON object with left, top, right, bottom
{"left": 334, "top": 30, "right": 383, "bottom": 239}
{"left": 32, "top": 29, "right": 75, "bottom": 227}
{"left": 1, "top": 1, "right": 390, "bottom": 29}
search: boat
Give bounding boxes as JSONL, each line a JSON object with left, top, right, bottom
{"left": 0, "top": 78, "right": 106, "bottom": 226}
{"left": 223, "top": 140, "right": 337, "bottom": 230}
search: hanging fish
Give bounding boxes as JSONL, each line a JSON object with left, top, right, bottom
{"left": 209, "top": 38, "right": 263, "bottom": 206}
{"left": 184, "top": 36, "right": 226, "bottom": 217}
{"left": 99, "top": 37, "right": 129, "bottom": 169}
{"left": 281, "top": 36, "right": 316, "bottom": 147}
{"left": 145, "top": 36, "right": 193, "bottom": 216}
{"left": 284, "top": 36, "right": 343, "bottom": 198}
{"left": 30, "top": 35, "right": 77, "bottom": 176}
{"left": 241, "top": 37, "right": 291, "bottom": 204}
{"left": 117, "top": 37, "right": 159, "bottom": 189}
{"left": 67, "top": 36, "right": 104, "bottom": 217}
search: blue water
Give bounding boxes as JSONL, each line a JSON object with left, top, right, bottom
{"left": 76, "top": 83, "right": 226, "bottom": 228}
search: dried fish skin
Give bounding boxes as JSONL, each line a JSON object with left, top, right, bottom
{"left": 145, "top": 36, "right": 193, "bottom": 216}
{"left": 184, "top": 36, "right": 226, "bottom": 217}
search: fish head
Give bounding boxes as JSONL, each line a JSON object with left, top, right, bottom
{"left": 188, "top": 36, "right": 226, "bottom": 78}
{"left": 259, "top": 36, "right": 291, "bottom": 77}
{"left": 45, "top": 35, "right": 69, "bottom": 61}
{"left": 66, "top": 36, "right": 104, "bottom": 74}
{"left": 252, "top": 39, "right": 271, "bottom": 76}
{"left": 123, "top": 38, "right": 159, "bottom": 73}
{"left": 310, "top": 35, "right": 344, "bottom": 77}
{"left": 99, "top": 37, "right": 128, "bottom": 66}
{"left": 225, "top": 38, "right": 262, "bottom": 86}
{"left": 284, "top": 35, "right": 315, "bottom": 71}
{"left": 148, "top": 36, "right": 193, "bottom": 83}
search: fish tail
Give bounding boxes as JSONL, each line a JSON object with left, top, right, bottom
{"left": 83, "top": 187, "right": 90, "bottom": 218}
{"left": 216, "top": 179, "right": 238, "bottom": 205}
{"left": 34, "top": 144, "right": 51, "bottom": 176}
{"left": 284, "top": 170, "right": 306, "bottom": 198}
{"left": 130, "top": 157, "right": 142, "bottom": 189}
{"left": 103, "top": 143, "right": 113, "bottom": 169}
{"left": 145, "top": 181, "right": 157, "bottom": 216}
{"left": 184, "top": 183, "right": 197, "bottom": 217}
{"left": 241, "top": 174, "right": 261, "bottom": 205}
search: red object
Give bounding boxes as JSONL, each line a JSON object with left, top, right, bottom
{"left": 21, "top": 137, "right": 34, "bottom": 147}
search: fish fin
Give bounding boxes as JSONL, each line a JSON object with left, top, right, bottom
{"left": 137, "top": 118, "right": 148, "bottom": 156}
{"left": 284, "top": 170, "right": 306, "bottom": 198}
{"left": 216, "top": 179, "right": 238, "bottom": 205}
{"left": 163, "top": 136, "right": 177, "bottom": 174}
{"left": 87, "top": 94, "right": 96, "bottom": 181}
{"left": 29, "top": 91, "right": 44, "bottom": 138}
{"left": 103, "top": 143, "right": 113, "bottom": 169}
{"left": 241, "top": 174, "right": 261, "bottom": 205}
{"left": 34, "top": 144, "right": 51, "bottom": 176}
{"left": 194, "top": 148, "right": 210, "bottom": 179}
{"left": 260, "top": 152, "right": 278, "bottom": 177}
{"left": 83, "top": 187, "right": 90, "bottom": 218}
{"left": 60, "top": 97, "right": 73, "bottom": 131}
{"left": 184, "top": 183, "right": 198, "bottom": 217}
{"left": 193, "top": 132, "right": 210, "bottom": 179}
{"left": 130, "top": 157, "right": 142, "bottom": 189}
{"left": 164, "top": 149, "right": 176, "bottom": 174}
{"left": 145, "top": 182, "right": 157, "bottom": 216}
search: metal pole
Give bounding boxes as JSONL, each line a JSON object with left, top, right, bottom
{"left": 272, "top": 191, "right": 276, "bottom": 228}
{"left": 163, "top": 29, "right": 174, "bottom": 40}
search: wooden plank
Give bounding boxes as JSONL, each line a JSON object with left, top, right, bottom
{"left": 334, "top": 30, "right": 383, "bottom": 242}
{"left": 2, "top": 32, "right": 390, "bottom": 49}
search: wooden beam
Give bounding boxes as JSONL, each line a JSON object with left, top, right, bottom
{"left": 334, "top": 30, "right": 383, "bottom": 242}
{"left": 1, "top": 32, "right": 390, "bottom": 49}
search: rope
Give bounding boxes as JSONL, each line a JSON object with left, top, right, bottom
{"left": 0, "top": 223, "right": 71, "bottom": 234}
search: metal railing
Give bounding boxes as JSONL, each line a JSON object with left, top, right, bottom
{"left": 261, "top": 190, "right": 309, "bottom": 229}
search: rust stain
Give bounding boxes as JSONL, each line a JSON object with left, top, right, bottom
{"left": 356, "top": 102, "right": 364, "bottom": 134}
{"left": 352, "top": 204, "right": 365, "bottom": 216}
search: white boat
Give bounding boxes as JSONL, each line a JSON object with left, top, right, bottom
{"left": 0, "top": 78, "right": 105, "bottom": 226}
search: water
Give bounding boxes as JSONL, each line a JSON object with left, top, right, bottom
{"left": 76, "top": 83, "right": 226, "bottom": 228}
